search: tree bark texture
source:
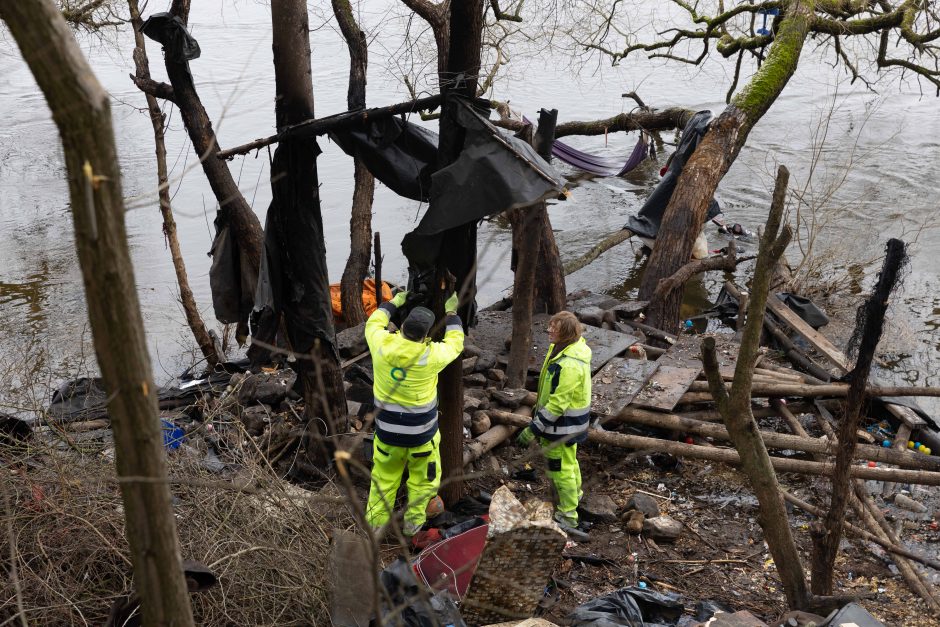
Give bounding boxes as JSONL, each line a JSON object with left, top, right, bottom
{"left": 333, "top": 0, "right": 376, "bottom": 327}
{"left": 0, "top": 1, "right": 195, "bottom": 624}
{"left": 155, "top": 4, "right": 264, "bottom": 330}
{"left": 504, "top": 123, "right": 540, "bottom": 387}
{"left": 639, "top": 0, "right": 816, "bottom": 334}
{"left": 531, "top": 109, "right": 567, "bottom": 313}
{"left": 434, "top": 0, "right": 484, "bottom": 505}
{"left": 506, "top": 205, "right": 542, "bottom": 387}
{"left": 701, "top": 166, "right": 810, "bottom": 611}
{"left": 270, "top": 0, "right": 347, "bottom": 444}
{"left": 401, "top": 0, "right": 451, "bottom": 80}
{"left": 813, "top": 239, "right": 907, "bottom": 595}
{"left": 129, "top": 0, "right": 218, "bottom": 367}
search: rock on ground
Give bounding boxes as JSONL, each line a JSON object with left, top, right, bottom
{"left": 578, "top": 493, "right": 619, "bottom": 523}
{"left": 642, "top": 515, "right": 682, "bottom": 541}
{"left": 627, "top": 492, "right": 661, "bottom": 518}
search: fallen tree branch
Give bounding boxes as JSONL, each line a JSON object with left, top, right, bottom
{"left": 562, "top": 229, "right": 632, "bottom": 276}
{"left": 780, "top": 489, "right": 940, "bottom": 572}
{"left": 217, "top": 94, "right": 445, "bottom": 160}
{"left": 129, "top": 73, "right": 176, "bottom": 102}
{"left": 652, "top": 240, "right": 738, "bottom": 304}
{"left": 487, "top": 409, "right": 940, "bottom": 486}
{"left": 609, "top": 405, "right": 940, "bottom": 470}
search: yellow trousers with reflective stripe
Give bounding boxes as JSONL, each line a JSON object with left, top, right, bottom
{"left": 366, "top": 431, "right": 441, "bottom": 536}
{"left": 540, "top": 437, "right": 582, "bottom": 526}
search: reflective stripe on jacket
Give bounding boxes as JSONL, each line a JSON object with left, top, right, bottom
{"left": 530, "top": 336, "right": 592, "bottom": 444}
{"left": 365, "top": 301, "right": 464, "bottom": 446}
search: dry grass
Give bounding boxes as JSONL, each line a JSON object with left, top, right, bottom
{"left": 1, "top": 435, "right": 354, "bottom": 626}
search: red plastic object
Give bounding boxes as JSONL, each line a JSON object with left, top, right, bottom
{"left": 867, "top": 461, "right": 877, "bottom": 468}
{"left": 414, "top": 524, "right": 489, "bottom": 600}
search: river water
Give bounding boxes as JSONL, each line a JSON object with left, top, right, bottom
{"left": 0, "top": 2, "right": 938, "bottom": 406}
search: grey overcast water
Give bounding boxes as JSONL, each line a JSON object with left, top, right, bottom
{"left": 1, "top": 2, "right": 938, "bottom": 407}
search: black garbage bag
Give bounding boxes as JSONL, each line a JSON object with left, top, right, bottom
{"left": 626, "top": 111, "right": 721, "bottom": 240}
{"left": 775, "top": 293, "right": 829, "bottom": 329}
{"left": 140, "top": 12, "right": 202, "bottom": 63}
{"left": 568, "top": 586, "right": 684, "bottom": 627}
{"left": 378, "top": 558, "right": 467, "bottom": 627}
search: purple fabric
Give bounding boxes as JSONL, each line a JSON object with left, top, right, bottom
{"left": 522, "top": 114, "right": 650, "bottom": 177}
{"left": 552, "top": 135, "right": 649, "bottom": 176}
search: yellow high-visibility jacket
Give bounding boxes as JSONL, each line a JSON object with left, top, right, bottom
{"left": 531, "top": 337, "right": 592, "bottom": 443}
{"left": 365, "top": 302, "right": 464, "bottom": 446}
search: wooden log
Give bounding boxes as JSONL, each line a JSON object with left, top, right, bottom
{"left": 765, "top": 294, "right": 851, "bottom": 372}
{"left": 780, "top": 490, "right": 940, "bottom": 572}
{"left": 724, "top": 281, "right": 832, "bottom": 382}
{"left": 758, "top": 359, "right": 827, "bottom": 386}
{"left": 610, "top": 406, "right": 940, "bottom": 470}
{"left": 681, "top": 382, "right": 940, "bottom": 403}
{"left": 617, "top": 319, "right": 677, "bottom": 345}
{"left": 486, "top": 409, "right": 940, "bottom": 485}
{"left": 462, "top": 405, "right": 529, "bottom": 466}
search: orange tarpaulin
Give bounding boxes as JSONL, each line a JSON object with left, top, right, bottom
{"left": 330, "top": 278, "right": 393, "bottom": 324}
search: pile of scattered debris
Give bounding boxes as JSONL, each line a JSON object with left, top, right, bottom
{"left": 5, "top": 281, "right": 940, "bottom": 625}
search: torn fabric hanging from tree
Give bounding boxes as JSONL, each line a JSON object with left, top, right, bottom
{"left": 626, "top": 110, "right": 722, "bottom": 240}
{"left": 250, "top": 140, "right": 339, "bottom": 362}
{"left": 401, "top": 97, "right": 565, "bottom": 272}
{"left": 139, "top": 12, "right": 201, "bottom": 64}
{"left": 328, "top": 116, "right": 438, "bottom": 202}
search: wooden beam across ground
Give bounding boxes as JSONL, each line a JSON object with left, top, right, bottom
{"left": 591, "top": 358, "right": 658, "bottom": 416}
{"left": 765, "top": 294, "right": 850, "bottom": 372}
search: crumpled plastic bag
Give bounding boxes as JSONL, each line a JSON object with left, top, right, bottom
{"left": 378, "top": 557, "right": 467, "bottom": 627}
{"left": 567, "top": 586, "right": 684, "bottom": 627}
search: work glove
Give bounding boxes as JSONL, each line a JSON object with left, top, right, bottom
{"left": 390, "top": 290, "right": 409, "bottom": 308}
{"left": 444, "top": 292, "right": 459, "bottom": 314}
{"left": 516, "top": 426, "right": 535, "bottom": 447}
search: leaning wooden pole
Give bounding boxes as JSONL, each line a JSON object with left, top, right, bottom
{"left": 128, "top": 0, "right": 218, "bottom": 367}
{"left": 0, "top": 1, "right": 195, "bottom": 624}
{"left": 702, "top": 166, "right": 810, "bottom": 611}
{"left": 813, "top": 239, "right": 908, "bottom": 595}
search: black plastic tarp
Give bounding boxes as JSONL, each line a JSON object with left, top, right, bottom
{"left": 378, "top": 558, "right": 467, "bottom": 627}
{"left": 626, "top": 110, "right": 721, "bottom": 240}
{"left": 140, "top": 12, "right": 201, "bottom": 63}
{"left": 418, "top": 101, "right": 563, "bottom": 234}
{"left": 401, "top": 97, "right": 564, "bottom": 271}
{"left": 250, "top": 140, "right": 339, "bottom": 361}
{"left": 329, "top": 117, "right": 438, "bottom": 202}
{"left": 567, "top": 586, "right": 684, "bottom": 626}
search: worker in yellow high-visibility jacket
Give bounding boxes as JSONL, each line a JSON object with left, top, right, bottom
{"left": 517, "top": 311, "right": 592, "bottom": 529}
{"left": 364, "top": 290, "right": 464, "bottom": 537}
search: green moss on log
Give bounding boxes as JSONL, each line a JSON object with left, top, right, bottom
{"left": 732, "top": 0, "right": 816, "bottom": 121}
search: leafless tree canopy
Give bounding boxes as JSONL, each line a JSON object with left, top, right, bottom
{"left": 58, "top": 0, "right": 124, "bottom": 31}
{"left": 567, "top": 1, "right": 940, "bottom": 95}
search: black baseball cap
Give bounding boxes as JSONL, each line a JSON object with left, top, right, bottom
{"left": 402, "top": 307, "right": 435, "bottom": 341}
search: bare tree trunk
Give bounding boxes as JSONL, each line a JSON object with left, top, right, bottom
{"left": 812, "top": 239, "right": 907, "bottom": 594}
{"left": 434, "top": 0, "right": 484, "bottom": 505}
{"left": 639, "top": 0, "right": 815, "bottom": 334}
{"left": 533, "top": 212, "right": 567, "bottom": 313}
{"left": 0, "top": 1, "right": 195, "bottom": 624}
{"left": 132, "top": 1, "right": 263, "bottom": 341}
{"left": 701, "top": 166, "right": 810, "bottom": 611}
{"left": 271, "top": 0, "right": 347, "bottom": 452}
{"left": 334, "top": 0, "right": 376, "bottom": 327}
{"left": 128, "top": 0, "right": 218, "bottom": 367}
{"left": 506, "top": 206, "right": 542, "bottom": 387}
